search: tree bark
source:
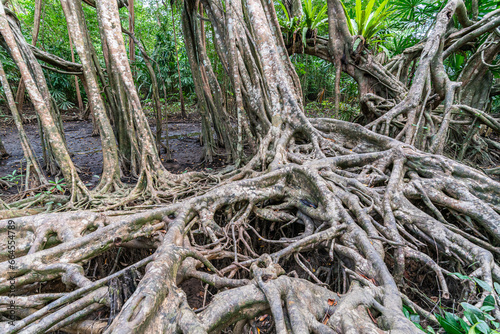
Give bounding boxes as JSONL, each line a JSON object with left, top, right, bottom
{"left": 128, "top": 0, "right": 135, "bottom": 75}
{"left": 3, "top": 7, "right": 68, "bottom": 176}
{"left": 170, "top": 3, "right": 187, "bottom": 119}
{"left": 60, "top": 0, "right": 123, "bottom": 193}
{"left": 0, "top": 58, "right": 47, "bottom": 188}
{"left": 67, "top": 25, "right": 83, "bottom": 112}
{"left": 94, "top": 0, "right": 182, "bottom": 196}
{"left": 122, "top": 27, "right": 171, "bottom": 160}
{"left": 182, "top": 2, "right": 237, "bottom": 162}
{"left": 15, "top": 0, "right": 43, "bottom": 115}
{"left": 0, "top": 1, "right": 89, "bottom": 201}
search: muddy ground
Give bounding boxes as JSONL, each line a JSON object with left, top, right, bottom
{"left": 0, "top": 115, "right": 228, "bottom": 196}
{"left": 0, "top": 113, "right": 254, "bottom": 326}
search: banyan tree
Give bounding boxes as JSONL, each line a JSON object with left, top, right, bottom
{"left": 0, "top": 0, "right": 499, "bottom": 333}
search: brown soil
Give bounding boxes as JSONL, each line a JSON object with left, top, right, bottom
{"left": 0, "top": 116, "right": 227, "bottom": 196}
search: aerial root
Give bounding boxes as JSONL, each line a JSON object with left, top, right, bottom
{"left": 1, "top": 120, "right": 500, "bottom": 333}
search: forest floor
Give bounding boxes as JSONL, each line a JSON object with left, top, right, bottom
{"left": 0, "top": 103, "right": 496, "bottom": 333}
{"left": 0, "top": 106, "right": 233, "bottom": 314}
{"left": 0, "top": 106, "right": 228, "bottom": 197}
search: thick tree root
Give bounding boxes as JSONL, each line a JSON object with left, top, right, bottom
{"left": 1, "top": 119, "right": 499, "bottom": 333}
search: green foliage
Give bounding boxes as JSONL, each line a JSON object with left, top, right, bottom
{"left": 7, "top": 0, "right": 194, "bottom": 109}
{"left": 400, "top": 273, "right": 500, "bottom": 334}
{"left": 276, "top": 0, "right": 328, "bottom": 44}
{"left": 390, "top": 0, "right": 440, "bottom": 29}
{"left": 50, "top": 88, "right": 75, "bottom": 111}
{"left": 47, "top": 178, "right": 66, "bottom": 194}
{"left": 403, "top": 305, "right": 436, "bottom": 333}
{"left": 276, "top": 0, "right": 302, "bottom": 39}
{"left": 405, "top": 273, "right": 500, "bottom": 334}
{"left": 0, "top": 50, "right": 19, "bottom": 105}
{"left": 435, "top": 302, "right": 500, "bottom": 334}
{"left": 340, "top": 0, "right": 393, "bottom": 43}
{"left": 302, "top": 0, "right": 328, "bottom": 31}
{"left": 384, "top": 30, "right": 418, "bottom": 56}
{"left": 392, "top": 0, "right": 429, "bottom": 22}
{"left": 134, "top": 7, "right": 194, "bottom": 100}
{"left": 464, "top": 0, "right": 500, "bottom": 19}
{"left": 1, "top": 169, "right": 22, "bottom": 185}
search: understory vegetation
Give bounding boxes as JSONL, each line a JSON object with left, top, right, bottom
{"left": 0, "top": 0, "right": 499, "bottom": 333}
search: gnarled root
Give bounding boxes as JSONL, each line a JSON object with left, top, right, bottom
{"left": 1, "top": 119, "right": 500, "bottom": 333}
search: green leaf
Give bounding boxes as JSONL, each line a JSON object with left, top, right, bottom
{"left": 364, "top": 0, "right": 377, "bottom": 28}
{"left": 450, "top": 272, "right": 471, "bottom": 280}
{"left": 276, "top": 0, "right": 290, "bottom": 21}
{"left": 436, "top": 313, "right": 465, "bottom": 334}
{"left": 339, "top": 1, "right": 354, "bottom": 35}
{"left": 426, "top": 326, "right": 436, "bottom": 334}
{"left": 403, "top": 305, "right": 411, "bottom": 318}
{"left": 482, "top": 295, "right": 496, "bottom": 308}
{"left": 302, "top": 27, "right": 308, "bottom": 46}
{"left": 355, "top": 0, "right": 362, "bottom": 33}
{"left": 469, "top": 323, "right": 480, "bottom": 334}
{"left": 470, "top": 320, "right": 490, "bottom": 334}
{"left": 473, "top": 278, "right": 493, "bottom": 292}
{"left": 460, "top": 317, "right": 472, "bottom": 331}
{"left": 494, "top": 282, "right": 500, "bottom": 295}
{"left": 461, "top": 303, "right": 485, "bottom": 325}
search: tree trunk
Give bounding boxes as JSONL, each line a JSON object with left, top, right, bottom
{"left": 94, "top": 0, "right": 181, "bottom": 196}
{"left": 128, "top": 0, "right": 135, "bottom": 75}
{"left": 122, "top": 27, "right": 171, "bottom": 160}
{"left": 67, "top": 25, "right": 84, "bottom": 113}
{"left": 15, "top": 0, "right": 43, "bottom": 115}
{"left": 3, "top": 7, "right": 67, "bottom": 176}
{"left": 60, "top": 0, "right": 123, "bottom": 194}
{"left": 182, "top": 2, "right": 237, "bottom": 162}
{"left": 0, "top": 1, "right": 89, "bottom": 202}
{"left": 170, "top": 3, "right": 187, "bottom": 119}
{"left": 0, "top": 58, "right": 47, "bottom": 188}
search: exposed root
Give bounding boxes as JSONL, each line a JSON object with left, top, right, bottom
{"left": 1, "top": 118, "right": 499, "bottom": 333}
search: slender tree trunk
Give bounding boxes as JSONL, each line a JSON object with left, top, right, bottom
{"left": 182, "top": 2, "right": 237, "bottom": 162}
{"left": 0, "top": 1, "right": 89, "bottom": 201}
{"left": 170, "top": 3, "right": 187, "bottom": 118}
{"left": 15, "top": 0, "right": 43, "bottom": 114}
{"left": 458, "top": 34, "right": 500, "bottom": 111}
{"left": 4, "top": 5, "right": 66, "bottom": 176}
{"left": 123, "top": 28, "right": 171, "bottom": 160}
{"left": 60, "top": 0, "right": 123, "bottom": 193}
{"left": 94, "top": 0, "right": 179, "bottom": 193}
{"left": 128, "top": 0, "right": 135, "bottom": 75}
{"left": 67, "top": 27, "right": 83, "bottom": 113}
{"left": 0, "top": 59, "right": 47, "bottom": 188}
{"left": 334, "top": 62, "right": 341, "bottom": 116}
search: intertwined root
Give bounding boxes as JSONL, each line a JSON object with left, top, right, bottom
{"left": 1, "top": 119, "right": 499, "bottom": 333}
